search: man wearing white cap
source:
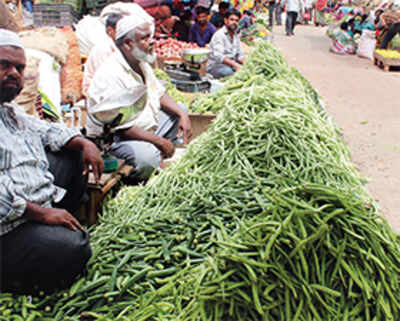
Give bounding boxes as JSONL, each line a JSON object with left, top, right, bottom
{"left": 0, "top": 29, "right": 103, "bottom": 294}
{"left": 87, "top": 11, "right": 192, "bottom": 182}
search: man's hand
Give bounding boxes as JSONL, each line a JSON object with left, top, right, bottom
{"left": 155, "top": 137, "right": 175, "bottom": 159}
{"left": 82, "top": 140, "right": 104, "bottom": 184}
{"left": 65, "top": 136, "right": 104, "bottom": 184}
{"left": 40, "top": 208, "right": 84, "bottom": 232}
{"left": 160, "top": 94, "right": 192, "bottom": 144}
{"left": 178, "top": 113, "right": 192, "bottom": 144}
{"left": 25, "top": 202, "right": 83, "bottom": 232}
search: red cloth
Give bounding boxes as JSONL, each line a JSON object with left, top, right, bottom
{"left": 145, "top": 5, "right": 171, "bottom": 20}
{"left": 316, "top": 0, "right": 327, "bottom": 11}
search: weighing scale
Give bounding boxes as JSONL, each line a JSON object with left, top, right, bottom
{"left": 164, "top": 48, "right": 212, "bottom": 93}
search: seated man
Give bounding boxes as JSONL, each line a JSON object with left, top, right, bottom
{"left": 87, "top": 12, "right": 192, "bottom": 182}
{"left": 189, "top": 6, "right": 217, "bottom": 47}
{"left": 207, "top": 8, "right": 245, "bottom": 79}
{"left": 210, "top": 1, "right": 230, "bottom": 28}
{"left": 239, "top": 9, "right": 255, "bottom": 31}
{"left": 0, "top": 29, "right": 104, "bottom": 294}
{"left": 82, "top": 13, "right": 123, "bottom": 97}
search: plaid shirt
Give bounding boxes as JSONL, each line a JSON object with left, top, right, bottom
{"left": 0, "top": 102, "right": 80, "bottom": 235}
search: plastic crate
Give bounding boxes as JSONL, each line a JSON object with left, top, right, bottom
{"left": 36, "top": 0, "right": 83, "bottom": 14}
{"left": 33, "top": 4, "right": 80, "bottom": 27}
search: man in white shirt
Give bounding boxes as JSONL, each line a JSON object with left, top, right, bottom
{"left": 87, "top": 13, "right": 192, "bottom": 182}
{"left": 282, "top": 0, "right": 304, "bottom": 36}
{"left": 207, "top": 8, "right": 245, "bottom": 79}
{"left": 82, "top": 13, "right": 122, "bottom": 97}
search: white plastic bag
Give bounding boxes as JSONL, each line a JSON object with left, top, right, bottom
{"left": 357, "top": 29, "right": 376, "bottom": 60}
{"left": 75, "top": 15, "right": 109, "bottom": 57}
{"left": 25, "top": 48, "right": 62, "bottom": 116}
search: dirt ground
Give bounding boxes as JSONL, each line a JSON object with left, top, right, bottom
{"left": 271, "top": 25, "right": 400, "bottom": 232}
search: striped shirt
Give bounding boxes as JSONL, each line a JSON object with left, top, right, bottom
{"left": 0, "top": 102, "right": 80, "bottom": 235}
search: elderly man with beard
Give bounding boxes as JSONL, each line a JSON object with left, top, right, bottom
{"left": 207, "top": 8, "right": 245, "bottom": 79}
{"left": 0, "top": 29, "right": 104, "bottom": 294}
{"left": 189, "top": 6, "right": 217, "bottom": 47}
{"left": 87, "top": 12, "right": 192, "bottom": 182}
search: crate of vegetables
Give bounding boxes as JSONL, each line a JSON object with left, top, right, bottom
{"left": 154, "top": 38, "right": 200, "bottom": 63}
{"left": 374, "top": 49, "right": 400, "bottom": 72}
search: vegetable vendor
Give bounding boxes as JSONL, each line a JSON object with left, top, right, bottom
{"left": 378, "top": 10, "right": 400, "bottom": 49}
{"left": 210, "top": 1, "right": 230, "bottom": 28}
{"left": 0, "top": 29, "right": 104, "bottom": 294}
{"left": 87, "top": 11, "right": 192, "bottom": 183}
{"left": 189, "top": 5, "right": 217, "bottom": 47}
{"left": 82, "top": 13, "right": 124, "bottom": 97}
{"left": 207, "top": 8, "right": 245, "bottom": 79}
{"left": 327, "top": 21, "right": 356, "bottom": 55}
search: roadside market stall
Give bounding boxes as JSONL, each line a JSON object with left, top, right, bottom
{"left": 3, "top": 27, "right": 400, "bottom": 320}
{"left": 2, "top": 1, "right": 400, "bottom": 319}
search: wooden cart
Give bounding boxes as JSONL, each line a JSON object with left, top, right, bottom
{"left": 373, "top": 51, "right": 400, "bottom": 72}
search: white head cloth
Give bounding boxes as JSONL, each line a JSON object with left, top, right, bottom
{"left": 0, "top": 29, "right": 24, "bottom": 49}
{"left": 116, "top": 5, "right": 154, "bottom": 40}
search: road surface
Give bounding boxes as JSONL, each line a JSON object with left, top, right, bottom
{"left": 272, "top": 24, "right": 400, "bottom": 232}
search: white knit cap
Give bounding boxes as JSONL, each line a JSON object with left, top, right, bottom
{"left": 0, "top": 29, "right": 24, "bottom": 49}
{"left": 116, "top": 6, "right": 154, "bottom": 40}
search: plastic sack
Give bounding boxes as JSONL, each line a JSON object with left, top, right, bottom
{"left": 75, "top": 15, "right": 109, "bottom": 57}
{"left": 19, "top": 27, "right": 69, "bottom": 65}
{"left": 357, "top": 29, "right": 376, "bottom": 60}
{"left": 25, "top": 48, "right": 62, "bottom": 119}
{"left": 14, "top": 56, "right": 40, "bottom": 118}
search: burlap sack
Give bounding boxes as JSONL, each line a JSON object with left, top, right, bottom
{"left": 14, "top": 56, "right": 41, "bottom": 118}
{"left": 60, "top": 26, "right": 83, "bottom": 104}
{"left": 19, "top": 27, "right": 69, "bottom": 64}
{"left": 0, "top": 0, "right": 21, "bottom": 32}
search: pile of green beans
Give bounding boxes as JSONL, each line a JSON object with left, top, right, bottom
{"left": 3, "top": 41, "right": 400, "bottom": 320}
{"left": 190, "top": 40, "right": 290, "bottom": 114}
{"left": 154, "top": 68, "right": 192, "bottom": 107}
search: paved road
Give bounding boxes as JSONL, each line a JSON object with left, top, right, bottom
{"left": 272, "top": 25, "right": 400, "bottom": 232}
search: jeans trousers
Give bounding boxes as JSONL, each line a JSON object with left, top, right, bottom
{"left": 286, "top": 11, "right": 298, "bottom": 34}
{"left": 208, "top": 64, "right": 236, "bottom": 79}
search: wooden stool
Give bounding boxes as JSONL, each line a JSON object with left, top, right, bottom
{"left": 86, "top": 159, "right": 133, "bottom": 225}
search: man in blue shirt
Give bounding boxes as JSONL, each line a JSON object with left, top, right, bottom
{"left": 189, "top": 6, "right": 217, "bottom": 47}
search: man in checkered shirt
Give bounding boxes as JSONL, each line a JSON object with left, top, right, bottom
{"left": 0, "top": 29, "right": 103, "bottom": 294}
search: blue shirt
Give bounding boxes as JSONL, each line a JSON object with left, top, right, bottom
{"left": 189, "top": 21, "right": 217, "bottom": 47}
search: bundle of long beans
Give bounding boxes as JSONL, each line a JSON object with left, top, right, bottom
{"left": 3, "top": 41, "right": 400, "bottom": 321}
